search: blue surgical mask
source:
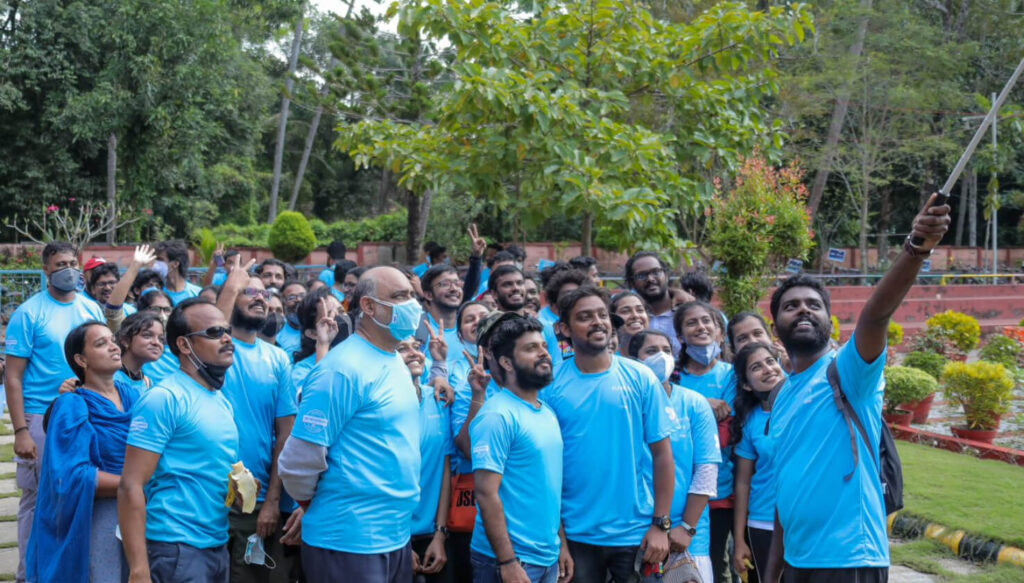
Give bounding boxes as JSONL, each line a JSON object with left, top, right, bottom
{"left": 685, "top": 343, "right": 721, "bottom": 367}
{"left": 152, "top": 260, "right": 169, "bottom": 280}
{"left": 369, "top": 297, "right": 424, "bottom": 342}
{"left": 49, "top": 267, "right": 82, "bottom": 293}
{"left": 642, "top": 351, "right": 675, "bottom": 384}
{"left": 243, "top": 533, "right": 276, "bottom": 568}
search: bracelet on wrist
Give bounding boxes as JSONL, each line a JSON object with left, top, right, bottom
{"left": 14, "top": 426, "right": 29, "bottom": 435}
{"left": 497, "top": 557, "right": 518, "bottom": 567}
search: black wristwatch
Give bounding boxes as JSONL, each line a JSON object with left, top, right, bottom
{"left": 435, "top": 525, "right": 449, "bottom": 538}
{"left": 680, "top": 520, "right": 697, "bottom": 536}
{"left": 652, "top": 515, "right": 672, "bottom": 532}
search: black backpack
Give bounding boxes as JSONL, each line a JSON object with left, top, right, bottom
{"left": 827, "top": 359, "right": 904, "bottom": 515}
{"left": 765, "top": 358, "right": 904, "bottom": 515}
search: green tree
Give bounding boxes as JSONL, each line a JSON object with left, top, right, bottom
{"left": 336, "top": 0, "right": 812, "bottom": 258}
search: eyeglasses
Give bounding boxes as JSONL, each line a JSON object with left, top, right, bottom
{"left": 185, "top": 326, "right": 233, "bottom": 340}
{"left": 433, "top": 279, "right": 460, "bottom": 290}
{"left": 633, "top": 268, "right": 665, "bottom": 282}
{"left": 285, "top": 293, "right": 305, "bottom": 303}
{"left": 242, "top": 288, "right": 271, "bottom": 300}
{"left": 147, "top": 306, "right": 173, "bottom": 315}
{"left": 95, "top": 280, "right": 118, "bottom": 289}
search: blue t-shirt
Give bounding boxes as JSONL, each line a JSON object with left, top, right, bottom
{"left": 142, "top": 350, "right": 180, "bottom": 386}
{"left": 290, "top": 335, "right": 421, "bottom": 553}
{"left": 544, "top": 356, "right": 676, "bottom": 546}
{"left": 290, "top": 354, "right": 317, "bottom": 401}
{"left": 5, "top": 291, "right": 105, "bottom": 414}
{"left": 770, "top": 335, "right": 888, "bottom": 568}
{"left": 317, "top": 268, "right": 333, "bottom": 287}
{"left": 163, "top": 281, "right": 202, "bottom": 306}
{"left": 735, "top": 407, "right": 777, "bottom": 525}
{"left": 114, "top": 369, "right": 150, "bottom": 395}
{"left": 470, "top": 390, "right": 564, "bottom": 566}
{"left": 211, "top": 271, "right": 228, "bottom": 286}
{"left": 450, "top": 375, "right": 501, "bottom": 474}
{"left": 127, "top": 371, "right": 239, "bottom": 548}
{"left": 221, "top": 339, "right": 297, "bottom": 502}
{"left": 648, "top": 311, "right": 681, "bottom": 356}
{"left": 412, "top": 262, "right": 430, "bottom": 277}
{"left": 537, "top": 306, "right": 558, "bottom": 327}
{"left": 418, "top": 313, "right": 462, "bottom": 369}
{"left": 276, "top": 324, "right": 303, "bottom": 361}
{"left": 665, "top": 385, "right": 720, "bottom": 557}
{"left": 329, "top": 287, "right": 345, "bottom": 304}
{"left": 679, "top": 360, "right": 736, "bottom": 500}
{"left": 412, "top": 389, "right": 452, "bottom": 536}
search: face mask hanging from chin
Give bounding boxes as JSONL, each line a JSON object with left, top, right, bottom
{"left": 183, "top": 338, "right": 230, "bottom": 389}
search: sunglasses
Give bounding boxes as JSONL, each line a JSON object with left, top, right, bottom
{"left": 243, "top": 288, "right": 272, "bottom": 300}
{"left": 185, "top": 326, "right": 233, "bottom": 340}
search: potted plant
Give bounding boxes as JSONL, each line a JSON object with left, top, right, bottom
{"left": 883, "top": 366, "right": 937, "bottom": 427}
{"left": 978, "top": 335, "right": 1022, "bottom": 372}
{"left": 942, "top": 360, "right": 1015, "bottom": 444}
{"left": 924, "top": 310, "right": 981, "bottom": 361}
{"left": 899, "top": 351, "right": 948, "bottom": 423}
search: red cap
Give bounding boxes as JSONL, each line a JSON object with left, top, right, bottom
{"left": 83, "top": 257, "right": 107, "bottom": 272}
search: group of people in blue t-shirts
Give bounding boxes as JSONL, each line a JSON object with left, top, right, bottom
{"left": 3, "top": 192, "right": 949, "bottom": 583}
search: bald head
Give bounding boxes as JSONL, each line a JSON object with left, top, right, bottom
{"left": 356, "top": 266, "right": 415, "bottom": 311}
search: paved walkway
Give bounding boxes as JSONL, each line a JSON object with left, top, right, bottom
{"left": 0, "top": 431, "right": 967, "bottom": 582}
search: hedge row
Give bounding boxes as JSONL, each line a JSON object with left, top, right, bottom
{"left": 206, "top": 209, "right": 407, "bottom": 249}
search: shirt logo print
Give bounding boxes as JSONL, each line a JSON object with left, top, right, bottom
{"left": 302, "top": 409, "right": 329, "bottom": 434}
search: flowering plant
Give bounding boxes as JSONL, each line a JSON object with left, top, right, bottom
{"left": 705, "top": 153, "right": 815, "bottom": 315}
{"left": 5, "top": 198, "right": 145, "bottom": 251}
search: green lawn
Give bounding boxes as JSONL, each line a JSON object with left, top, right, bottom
{"left": 893, "top": 540, "right": 1024, "bottom": 582}
{"left": 899, "top": 441, "right": 1024, "bottom": 547}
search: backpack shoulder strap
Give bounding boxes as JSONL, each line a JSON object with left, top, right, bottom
{"left": 828, "top": 358, "right": 876, "bottom": 481}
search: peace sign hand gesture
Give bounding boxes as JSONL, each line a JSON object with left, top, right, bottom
{"left": 463, "top": 349, "right": 491, "bottom": 397}
{"left": 425, "top": 321, "right": 448, "bottom": 363}
{"left": 468, "top": 223, "right": 487, "bottom": 258}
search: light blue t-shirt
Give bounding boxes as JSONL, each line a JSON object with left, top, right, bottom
{"left": 114, "top": 369, "right": 150, "bottom": 395}
{"left": 163, "top": 281, "right": 202, "bottom": 306}
{"left": 142, "top": 350, "right": 180, "bottom": 386}
{"left": 537, "top": 306, "right": 558, "bottom": 327}
{"left": 127, "top": 371, "right": 239, "bottom": 548}
{"left": 211, "top": 271, "right": 228, "bottom": 286}
{"left": 648, "top": 310, "right": 681, "bottom": 356}
{"left": 290, "top": 334, "right": 421, "bottom": 553}
{"left": 4, "top": 291, "right": 105, "bottom": 414}
{"left": 450, "top": 374, "right": 501, "bottom": 475}
{"left": 735, "top": 407, "right": 777, "bottom": 525}
{"left": 412, "top": 388, "right": 452, "bottom": 536}
{"left": 679, "top": 360, "right": 736, "bottom": 500}
{"left": 221, "top": 339, "right": 297, "bottom": 502}
{"left": 419, "top": 313, "right": 462, "bottom": 369}
{"left": 544, "top": 356, "right": 676, "bottom": 546}
{"left": 276, "top": 324, "right": 302, "bottom": 361}
{"left": 290, "top": 354, "right": 317, "bottom": 401}
{"left": 770, "top": 334, "right": 888, "bottom": 568}
{"left": 412, "top": 262, "right": 430, "bottom": 277}
{"left": 315, "top": 268, "right": 334, "bottom": 287}
{"left": 470, "top": 390, "right": 564, "bottom": 566}
{"left": 665, "top": 384, "right": 720, "bottom": 557}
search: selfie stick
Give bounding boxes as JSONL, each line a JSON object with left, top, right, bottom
{"left": 910, "top": 56, "right": 1024, "bottom": 247}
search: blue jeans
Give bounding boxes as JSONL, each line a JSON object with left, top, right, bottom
{"left": 470, "top": 550, "right": 558, "bottom": 583}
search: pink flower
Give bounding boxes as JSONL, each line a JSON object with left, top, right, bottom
{"left": 68, "top": 197, "right": 76, "bottom": 202}
{"left": 144, "top": 208, "right": 153, "bottom": 216}
{"left": 766, "top": 215, "right": 776, "bottom": 225}
{"left": 46, "top": 205, "right": 59, "bottom": 212}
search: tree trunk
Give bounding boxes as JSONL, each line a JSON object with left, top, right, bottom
{"left": 106, "top": 133, "right": 117, "bottom": 245}
{"left": 268, "top": 5, "right": 306, "bottom": 223}
{"left": 404, "top": 188, "right": 433, "bottom": 263}
{"left": 581, "top": 211, "right": 593, "bottom": 257}
{"left": 877, "top": 186, "right": 891, "bottom": 263}
{"left": 288, "top": 1, "right": 353, "bottom": 212}
{"left": 859, "top": 187, "right": 870, "bottom": 275}
{"left": 807, "top": 0, "right": 872, "bottom": 218}
{"left": 968, "top": 167, "right": 977, "bottom": 247}
{"left": 955, "top": 165, "right": 968, "bottom": 246}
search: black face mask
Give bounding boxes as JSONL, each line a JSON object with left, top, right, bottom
{"left": 184, "top": 338, "right": 230, "bottom": 389}
{"left": 261, "top": 313, "right": 285, "bottom": 337}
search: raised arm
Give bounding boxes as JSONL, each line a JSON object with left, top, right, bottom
{"left": 855, "top": 194, "right": 950, "bottom": 363}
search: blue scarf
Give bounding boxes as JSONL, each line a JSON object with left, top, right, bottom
{"left": 27, "top": 382, "right": 138, "bottom": 583}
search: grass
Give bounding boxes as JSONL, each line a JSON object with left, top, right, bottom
{"left": 898, "top": 441, "right": 1024, "bottom": 547}
{"left": 892, "top": 540, "right": 1024, "bottom": 582}
{"left": 0, "top": 443, "right": 12, "bottom": 464}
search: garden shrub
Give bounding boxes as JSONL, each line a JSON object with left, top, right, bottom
{"left": 883, "top": 366, "right": 938, "bottom": 413}
{"left": 942, "top": 360, "right": 1015, "bottom": 430}
{"left": 888, "top": 321, "right": 904, "bottom": 347}
{"left": 925, "top": 310, "right": 981, "bottom": 352}
{"left": 268, "top": 212, "right": 317, "bottom": 263}
{"left": 978, "top": 335, "right": 1021, "bottom": 371}
{"left": 901, "top": 351, "right": 947, "bottom": 381}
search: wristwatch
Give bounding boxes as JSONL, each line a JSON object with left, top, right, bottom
{"left": 680, "top": 520, "right": 697, "bottom": 536}
{"left": 903, "top": 235, "right": 933, "bottom": 258}
{"left": 435, "top": 525, "right": 449, "bottom": 538}
{"left": 652, "top": 515, "right": 672, "bottom": 532}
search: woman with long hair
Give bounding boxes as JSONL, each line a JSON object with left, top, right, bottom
{"left": 289, "top": 288, "right": 347, "bottom": 397}
{"left": 729, "top": 342, "right": 785, "bottom": 583}
{"left": 674, "top": 300, "right": 737, "bottom": 583}
{"left": 611, "top": 291, "right": 649, "bottom": 357}
{"left": 629, "top": 329, "right": 720, "bottom": 583}
{"left": 27, "top": 321, "right": 140, "bottom": 583}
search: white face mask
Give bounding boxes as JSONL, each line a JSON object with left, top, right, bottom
{"left": 642, "top": 351, "right": 675, "bottom": 384}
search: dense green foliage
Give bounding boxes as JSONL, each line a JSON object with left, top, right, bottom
{"left": 883, "top": 366, "right": 938, "bottom": 413}
{"left": 901, "top": 351, "right": 948, "bottom": 381}
{"left": 2, "top": 0, "right": 1022, "bottom": 257}
{"left": 926, "top": 310, "right": 982, "bottom": 352}
{"left": 942, "top": 360, "right": 1015, "bottom": 430}
{"left": 268, "top": 211, "right": 317, "bottom": 263}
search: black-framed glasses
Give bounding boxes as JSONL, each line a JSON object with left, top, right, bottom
{"left": 147, "top": 306, "right": 173, "bottom": 315}
{"left": 633, "top": 268, "right": 665, "bottom": 282}
{"left": 243, "top": 288, "right": 271, "bottom": 300}
{"left": 185, "top": 326, "right": 232, "bottom": 340}
{"left": 433, "top": 279, "right": 460, "bottom": 290}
